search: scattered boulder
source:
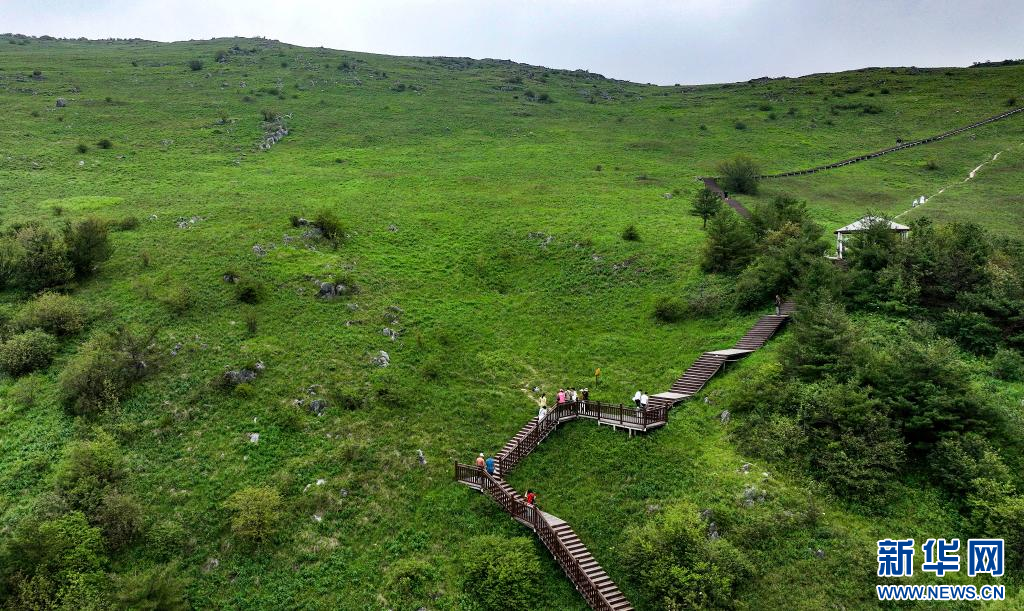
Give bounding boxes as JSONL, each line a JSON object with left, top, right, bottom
{"left": 382, "top": 327, "right": 399, "bottom": 341}
{"left": 814, "top": 548, "right": 825, "bottom": 559}
{"left": 662, "top": 192, "right": 674, "bottom": 199}
{"left": 417, "top": 449, "right": 426, "bottom": 466}
{"left": 371, "top": 350, "right": 390, "bottom": 368}
{"left": 55, "top": 97, "right": 67, "bottom": 108}
{"left": 742, "top": 484, "right": 766, "bottom": 507}
{"left": 223, "top": 272, "right": 239, "bottom": 283}
{"left": 739, "top": 462, "right": 751, "bottom": 474}
{"left": 646, "top": 504, "right": 661, "bottom": 514}
{"left": 252, "top": 244, "right": 267, "bottom": 257}
{"left": 707, "top": 521, "right": 720, "bottom": 540}
{"left": 387, "top": 224, "right": 398, "bottom": 232}
{"left": 308, "top": 399, "right": 328, "bottom": 416}
{"left": 719, "top": 410, "right": 731, "bottom": 424}
{"left": 222, "top": 361, "right": 264, "bottom": 387}
{"left": 201, "top": 558, "right": 219, "bottom": 573}
{"left": 248, "top": 432, "right": 260, "bottom": 444}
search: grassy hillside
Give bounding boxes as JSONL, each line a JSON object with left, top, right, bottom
{"left": 1, "top": 35, "right": 1023, "bottom": 609}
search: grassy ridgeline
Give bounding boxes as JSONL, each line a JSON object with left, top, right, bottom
{"left": 1, "top": 35, "right": 1023, "bottom": 608}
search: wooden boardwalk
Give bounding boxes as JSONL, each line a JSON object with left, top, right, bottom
{"left": 758, "top": 106, "right": 1023, "bottom": 180}
{"left": 456, "top": 300, "right": 796, "bottom": 609}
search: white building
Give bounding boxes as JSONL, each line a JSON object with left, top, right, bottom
{"left": 834, "top": 216, "right": 910, "bottom": 259}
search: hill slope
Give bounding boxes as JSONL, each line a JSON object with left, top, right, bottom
{"left": 1, "top": 35, "right": 1023, "bottom": 609}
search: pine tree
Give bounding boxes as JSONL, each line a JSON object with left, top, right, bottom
{"left": 690, "top": 187, "right": 722, "bottom": 229}
{"left": 700, "top": 210, "right": 755, "bottom": 273}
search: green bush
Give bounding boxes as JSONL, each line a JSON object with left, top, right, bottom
{"left": 116, "top": 216, "right": 140, "bottom": 231}
{"left": 779, "top": 299, "right": 857, "bottom": 381}
{"left": 63, "top": 217, "right": 112, "bottom": 278}
{"left": 148, "top": 520, "right": 187, "bottom": 560}
{"left": 991, "top": 348, "right": 1024, "bottom": 381}
{"left": 95, "top": 491, "right": 143, "bottom": 551}
{"left": 14, "top": 224, "right": 74, "bottom": 290}
{"left": 386, "top": 557, "right": 437, "bottom": 599}
{"left": 0, "top": 236, "right": 18, "bottom": 288}
{"left": 157, "top": 283, "right": 194, "bottom": 314}
{"left": 114, "top": 563, "right": 189, "bottom": 611}
{"left": 314, "top": 209, "right": 345, "bottom": 244}
{"left": 621, "top": 224, "right": 640, "bottom": 241}
{"left": 13, "top": 292, "right": 86, "bottom": 336}
{"left": 622, "top": 501, "right": 751, "bottom": 609}
{"left": 96, "top": 138, "right": 113, "bottom": 149}
{"left": 59, "top": 327, "right": 159, "bottom": 415}
{"left": 224, "top": 486, "right": 282, "bottom": 543}
{"left": 53, "top": 431, "right": 126, "bottom": 513}
{"left": 716, "top": 154, "right": 761, "bottom": 194}
{"left": 462, "top": 535, "right": 542, "bottom": 610}
{"left": 188, "top": 59, "right": 203, "bottom": 71}
{"left": 0, "top": 329, "right": 58, "bottom": 376}
{"left": 235, "top": 278, "right": 265, "bottom": 304}
{"left": 77, "top": 142, "right": 89, "bottom": 154}
{"left": 653, "top": 296, "right": 686, "bottom": 323}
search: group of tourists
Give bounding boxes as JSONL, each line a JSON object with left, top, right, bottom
{"left": 632, "top": 390, "right": 649, "bottom": 409}
{"left": 474, "top": 454, "right": 539, "bottom": 507}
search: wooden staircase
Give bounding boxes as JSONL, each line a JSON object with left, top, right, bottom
{"left": 456, "top": 300, "right": 797, "bottom": 610}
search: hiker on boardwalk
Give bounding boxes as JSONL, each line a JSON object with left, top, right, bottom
{"left": 485, "top": 456, "right": 496, "bottom": 475}
{"left": 581, "top": 387, "right": 589, "bottom": 402}
{"left": 557, "top": 388, "right": 566, "bottom": 404}
{"left": 538, "top": 404, "right": 548, "bottom": 422}
{"left": 570, "top": 388, "right": 578, "bottom": 403}
{"left": 633, "top": 390, "right": 642, "bottom": 407}
{"left": 640, "top": 391, "right": 649, "bottom": 409}
{"left": 774, "top": 294, "right": 782, "bottom": 315}
{"left": 475, "top": 453, "right": 485, "bottom": 468}
{"left": 525, "top": 489, "right": 536, "bottom": 506}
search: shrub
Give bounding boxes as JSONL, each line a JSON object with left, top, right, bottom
{"left": 13, "top": 292, "right": 86, "bottom": 336}
{"left": 463, "top": 535, "right": 542, "bottom": 610}
{"left": 96, "top": 138, "right": 112, "bottom": 149}
{"left": 14, "top": 224, "right": 74, "bottom": 290}
{"left": 63, "top": 217, "right": 112, "bottom": 278}
{"left": 779, "top": 299, "right": 857, "bottom": 381}
{"left": 621, "top": 224, "right": 640, "bottom": 241}
{"left": 387, "top": 557, "right": 437, "bottom": 599}
{"left": 214, "top": 49, "right": 228, "bottom": 62}
{"left": 0, "top": 329, "right": 58, "bottom": 376}
{"left": 537, "top": 92, "right": 551, "bottom": 102}
{"left": 653, "top": 296, "right": 686, "bottom": 323}
{"left": 113, "top": 563, "right": 189, "bottom": 611}
{"left": 0, "top": 236, "right": 18, "bottom": 288}
{"left": 158, "top": 283, "right": 194, "bottom": 314}
{"left": 991, "top": 348, "right": 1024, "bottom": 381}
{"left": 1007, "top": 97, "right": 1018, "bottom": 107}
{"left": 260, "top": 108, "right": 279, "bottom": 122}
{"left": 116, "top": 215, "right": 140, "bottom": 231}
{"left": 77, "top": 143, "right": 89, "bottom": 154}
{"left": 188, "top": 59, "right": 203, "bottom": 71}
{"left": 716, "top": 154, "right": 761, "bottom": 194}
{"left": 148, "top": 520, "right": 186, "bottom": 560}
{"left": 95, "top": 491, "right": 144, "bottom": 551}
{"left": 224, "top": 486, "right": 282, "bottom": 543}
{"left": 235, "top": 278, "right": 265, "bottom": 304}
{"left": 59, "top": 327, "right": 159, "bottom": 415}
{"left": 734, "top": 120, "right": 747, "bottom": 130}
{"left": 622, "top": 501, "right": 751, "bottom": 609}
{"left": 880, "top": 87, "right": 890, "bottom": 94}
{"left": 924, "top": 158, "right": 939, "bottom": 171}
{"left": 53, "top": 431, "right": 126, "bottom": 513}
{"left": 314, "top": 209, "right": 345, "bottom": 244}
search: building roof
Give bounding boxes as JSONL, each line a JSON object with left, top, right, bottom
{"left": 835, "top": 216, "right": 910, "bottom": 234}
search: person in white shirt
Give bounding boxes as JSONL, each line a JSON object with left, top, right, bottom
{"left": 570, "top": 388, "right": 578, "bottom": 403}
{"left": 538, "top": 405, "right": 548, "bottom": 421}
{"left": 640, "top": 391, "right": 649, "bottom": 408}
{"left": 633, "top": 390, "right": 642, "bottom": 407}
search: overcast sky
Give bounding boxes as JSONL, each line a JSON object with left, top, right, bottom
{"left": 4, "top": 0, "right": 1023, "bottom": 84}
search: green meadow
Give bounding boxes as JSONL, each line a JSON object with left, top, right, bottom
{"left": 1, "top": 35, "right": 1023, "bottom": 609}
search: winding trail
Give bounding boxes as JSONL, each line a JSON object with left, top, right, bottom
{"left": 895, "top": 143, "right": 1022, "bottom": 218}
